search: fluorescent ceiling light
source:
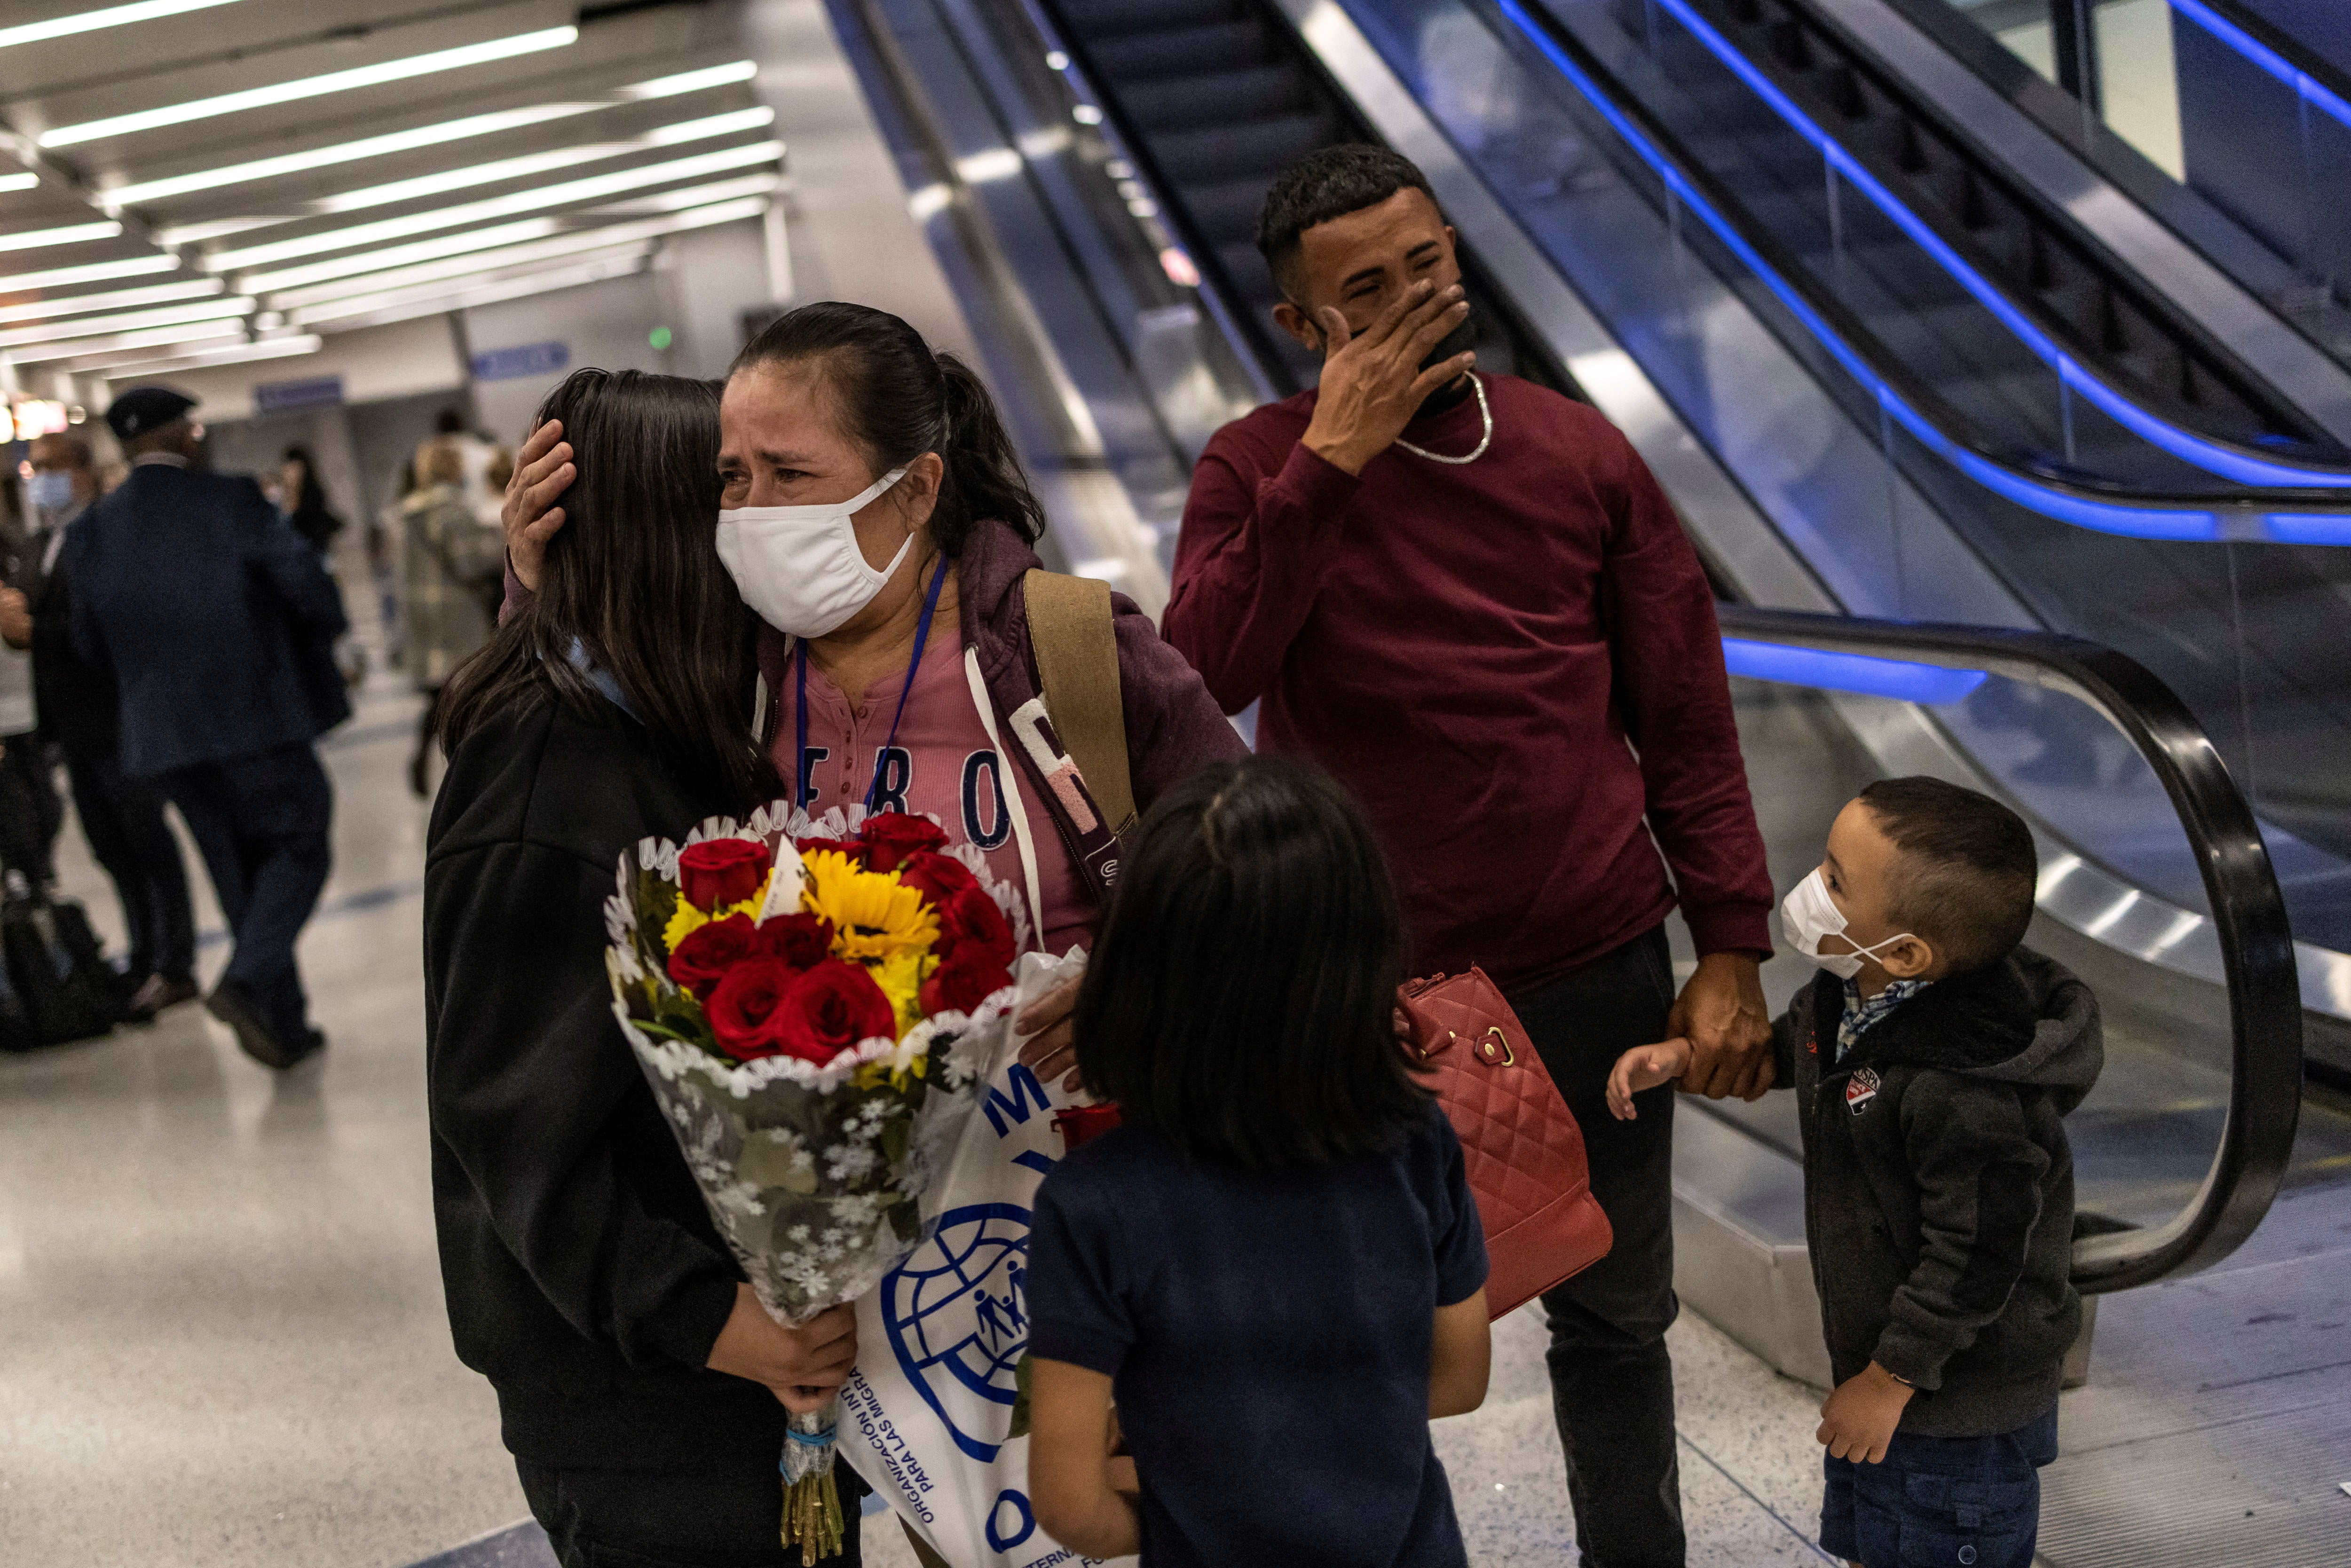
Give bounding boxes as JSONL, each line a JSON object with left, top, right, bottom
{"left": 39, "top": 25, "right": 579, "bottom": 149}
{"left": 86, "top": 334, "right": 320, "bottom": 378}
{"left": 16, "top": 319, "right": 246, "bottom": 363}
{"left": 0, "top": 254, "right": 178, "bottom": 292}
{"left": 0, "top": 220, "right": 123, "bottom": 252}
{"left": 154, "top": 217, "right": 278, "bottom": 246}
{"left": 0, "top": 0, "right": 246, "bottom": 51}
{"left": 0, "top": 173, "right": 37, "bottom": 193}
{"left": 0, "top": 295, "right": 251, "bottom": 349}
{"left": 295, "top": 254, "right": 653, "bottom": 333}
{"left": 0, "top": 278, "right": 223, "bottom": 323}
{"left": 235, "top": 217, "right": 567, "bottom": 294}
{"left": 205, "top": 141, "right": 783, "bottom": 270}
{"left": 287, "top": 244, "right": 654, "bottom": 326}
{"left": 102, "top": 61, "right": 759, "bottom": 210}
{"left": 583, "top": 172, "right": 781, "bottom": 217}
{"left": 296, "top": 107, "right": 774, "bottom": 218}
{"left": 259, "top": 198, "right": 768, "bottom": 306}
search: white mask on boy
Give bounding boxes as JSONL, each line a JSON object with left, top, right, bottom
{"left": 716, "top": 467, "right": 910, "bottom": 638}
{"left": 1779, "top": 868, "right": 1915, "bottom": 981}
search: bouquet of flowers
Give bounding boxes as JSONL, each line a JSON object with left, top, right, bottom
{"left": 604, "top": 803, "right": 1030, "bottom": 1564}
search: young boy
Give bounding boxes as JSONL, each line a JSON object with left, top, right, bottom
{"left": 1609, "top": 776, "right": 2101, "bottom": 1568}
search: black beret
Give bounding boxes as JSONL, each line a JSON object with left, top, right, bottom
{"left": 104, "top": 385, "right": 197, "bottom": 442}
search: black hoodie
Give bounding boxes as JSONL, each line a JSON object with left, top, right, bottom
{"left": 1771, "top": 948, "right": 2102, "bottom": 1437}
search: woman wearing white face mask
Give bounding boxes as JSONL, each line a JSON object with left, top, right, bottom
{"left": 503, "top": 301, "right": 1245, "bottom": 1087}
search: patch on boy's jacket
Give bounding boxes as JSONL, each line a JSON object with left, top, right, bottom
{"left": 1845, "top": 1066, "right": 1881, "bottom": 1116}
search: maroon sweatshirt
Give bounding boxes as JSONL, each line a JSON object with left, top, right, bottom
{"left": 1166, "top": 374, "right": 1773, "bottom": 992}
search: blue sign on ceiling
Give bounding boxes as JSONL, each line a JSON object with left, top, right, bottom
{"left": 470, "top": 340, "right": 569, "bottom": 382}
{"left": 253, "top": 375, "right": 344, "bottom": 413}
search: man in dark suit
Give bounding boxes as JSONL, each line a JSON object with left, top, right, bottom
{"left": 69, "top": 387, "right": 351, "bottom": 1068}
{"left": 0, "top": 431, "right": 198, "bottom": 1021}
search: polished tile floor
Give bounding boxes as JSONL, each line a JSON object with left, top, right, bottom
{"left": 0, "top": 681, "right": 1846, "bottom": 1567}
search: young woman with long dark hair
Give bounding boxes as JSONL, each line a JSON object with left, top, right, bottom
{"left": 426, "top": 368, "right": 865, "bottom": 1568}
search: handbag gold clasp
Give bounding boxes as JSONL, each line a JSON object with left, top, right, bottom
{"left": 1478, "top": 1026, "right": 1514, "bottom": 1067}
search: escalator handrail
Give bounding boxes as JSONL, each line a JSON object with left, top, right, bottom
{"left": 1607, "top": 0, "right": 2351, "bottom": 490}
{"left": 1491, "top": 0, "right": 2351, "bottom": 548}
{"left": 1717, "top": 603, "right": 2304, "bottom": 1293}
{"left": 2171, "top": 0, "right": 2351, "bottom": 134}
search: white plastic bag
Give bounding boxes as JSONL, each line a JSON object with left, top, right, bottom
{"left": 838, "top": 948, "right": 1138, "bottom": 1568}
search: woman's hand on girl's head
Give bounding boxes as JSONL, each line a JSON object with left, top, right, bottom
{"left": 503, "top": 418, "right": 575, "bottom": 591}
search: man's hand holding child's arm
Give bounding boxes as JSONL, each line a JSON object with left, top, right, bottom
{"left": 1816, "top": 1362, "right": 1915, "bottom": 1464}
{"left": 1608, "top": 1038, "right": 1694, "bottom": 1120}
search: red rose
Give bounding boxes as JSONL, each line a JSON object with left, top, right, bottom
{"left": 933, "top": 884, "right": 1015, "bottom": 967}
{"left": 861, "top": 812, "right": 949, "bottom": 872}
{"left": 757, "top": 912, "right": 836, "bottom": 972}
{"left": 678, "top": 837, "right": 771, "bottom": 911}
{"left": 704, "top": 958, "right": 805, "bottom": 1062}
{"left": 771, "top": 960, "right": 900, "bottom": 1065}
{"left": 668, "top": 913, "right": 763, "bottom": 1000}
{"left": 920, "top": 944, "right": 1014, "bottom": 1017}
{"left": 797, "top": 834, "right": 866, "bottom": 869}
{"left": 895, "top": 850, "right": 978, "bottom": 909}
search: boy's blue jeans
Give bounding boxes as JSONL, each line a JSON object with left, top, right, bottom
{"left": 1819, "top": 1406, "right": 2058, "bottom": 1568}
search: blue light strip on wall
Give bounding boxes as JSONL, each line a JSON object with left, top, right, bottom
{"left": 1607, "top": 0, "right": 2351, "bottom": 491}
{"left": 2171, "top": 0, "right": 2351, "bottom": 134}
{"left": 1488, "top": 0, "right": 2332, "bottom": 544}
{"left": 1722, "top": 638, "right": 1990, "bottom": 703}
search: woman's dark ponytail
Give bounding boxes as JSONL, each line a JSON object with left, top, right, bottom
{"left": 731, "top": 302, "right": 1046, "bottom": 558}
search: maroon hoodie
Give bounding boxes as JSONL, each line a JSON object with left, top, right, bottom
{"left": 1166, "top": 374, "right": 1772, "bottom": 991}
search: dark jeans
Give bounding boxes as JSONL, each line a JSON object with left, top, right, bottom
{"left": 1819, "top": 1406, "right": 2058, "bottom": 1568}
{"left": 62, "top": 741, "right": 195, "bottom": 984}
{"left": 0, "top": 731, "right": 62, "bottom": 885}
{"left": 160, "top": 744, "right": 331, "bottom": 1042}
{"left": 517, "top": 1455, "right": 864, "bottom": 1568}
{"left": 1512, "top": 923, "right": 1685, "bottom": 1568}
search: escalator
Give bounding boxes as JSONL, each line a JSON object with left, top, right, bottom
{"left": 819, "top": 1, "right": 2351, "bottom": 1553}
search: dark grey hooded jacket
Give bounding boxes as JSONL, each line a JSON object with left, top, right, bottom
{"left": 1772, "top": 947, "right": 2102, "bottom": 1436}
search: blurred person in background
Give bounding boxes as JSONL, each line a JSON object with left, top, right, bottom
{"left": 0, "top": 433, "right": 197, "bottom": 1019}
{"left": 278, "top": 446, "right": 346, "bottom": 555}
{"left": 401, "top": 441, "right": 504, "bottom": 797}
{"left": 0, "top": 481, "right": 59, "bottom": 892}
{"left": 68, "top": 387, "right": 350, "bottom": 1069}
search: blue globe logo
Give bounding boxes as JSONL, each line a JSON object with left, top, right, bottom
{"left": 882, "top": 1202, "right": 1030, "bottom": 1462}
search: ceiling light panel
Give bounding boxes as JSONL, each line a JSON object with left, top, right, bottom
{"left": 234, "top": 218, "right": 568, "bottom": 295}
{"left": 286, "top": 244, "right": 655, "bottom": 326}
{"left": 583, "top": 173, "right": 782, "bottom": 217}
{"left": 101, "top": 62, "right": 760, "bottom": 211}
{"left": 205, "top": 141, "right": 784, "bottom": 271}
{"left": 0, "top": 294, "right": 251, "bottom": 349}
{"left": 0, "top": 0, "right": 248, "bottom": 51}
{"left": 17, "top": 319, "right": 247, "bottom": 363}
{"left": 0, "top": 220, "right": 123, "bottom": 253}
{"left": 0, "top": 277, "right": 223, "bottom": 323}
{"left": 257, "top": 198, "right": 769, "bottom": 307}
{"left": 301, "top": 108, "right": 775, "bottom": 218}
{"left": 0, "top": 173, "right": 38, "bottom": 193}
{"left": 0, "top": 254, "right": 178, "bottom": 292}
{"left": 86, "top": 334, "right": 321, "bottom": 378}
{"left": 295, "top": 254, "right": 652, "bottom": 332}
{"left": 39, "top": 25, "right": 580, "bottom": 149}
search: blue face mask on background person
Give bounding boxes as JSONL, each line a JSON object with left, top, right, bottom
{"left": 25, "top": 470, "right": 75, "bottom": 514}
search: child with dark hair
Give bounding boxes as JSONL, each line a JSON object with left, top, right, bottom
{"left": 1025, "top": 754, "right": 1491, "bottom": 1566}
{"left": 1610, "top": 776, "right": 2101, "bottom": 1568}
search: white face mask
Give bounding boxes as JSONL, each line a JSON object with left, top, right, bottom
{"left": 1779, "top": 867, "right": 1916, "bottom": 981}
{"left": 715, "top": 467, "right": 911, "bottom": 638}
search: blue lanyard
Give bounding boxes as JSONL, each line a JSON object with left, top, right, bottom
{"left": 796, "top": 556, "right": 949, "bottom": 811}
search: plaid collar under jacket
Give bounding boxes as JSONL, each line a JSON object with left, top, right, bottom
{"left": 1838, "top": 976, "right": 1932, "bottom": 1062}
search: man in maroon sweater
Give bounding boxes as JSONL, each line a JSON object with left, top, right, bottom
{"left": 1166, "top": 147, "right": 1775, "bottom": 1568}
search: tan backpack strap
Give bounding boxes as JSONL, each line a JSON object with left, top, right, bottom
{"left": 1023, "top": 569, "right": 1138, "bottom": 842}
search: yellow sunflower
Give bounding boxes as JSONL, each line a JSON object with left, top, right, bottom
{"left": 801, "top": 851, "right": 939, "bottom": 963}
{"left": 872, "top": 947, "right": 937, "bottom": 1037}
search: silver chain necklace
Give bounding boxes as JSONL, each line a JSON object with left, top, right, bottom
{"left": 1395, "top": 372, "right": 1492, "bottom": 465}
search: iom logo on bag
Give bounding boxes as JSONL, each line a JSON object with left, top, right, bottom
{"left": 882, "top": 1201, "right": 1032, "bottom": 1462}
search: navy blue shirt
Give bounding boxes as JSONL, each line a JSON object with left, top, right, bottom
{"left": 1027, "top": 1100, "right": 1488, "bottom": 1567}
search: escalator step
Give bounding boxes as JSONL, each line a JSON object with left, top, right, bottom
{"left": 1118, "top": 64, "right": 1307, "bottom": 131}
{"left": 1176, "top": 175, "right": 1278, "bottom": 244}
{"left": 1085, "top": 20, "right": 1273, "bottom": 80}
{"left": 1147, "top": 111, "right": 1337, "bottom": 184}
{"left": 1052, "top": 0, "right": 1241, "bottom": 37}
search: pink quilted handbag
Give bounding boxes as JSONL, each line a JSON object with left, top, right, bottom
{"left": 1398, "top": 967, "right": 1613, "bottom": 1318}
